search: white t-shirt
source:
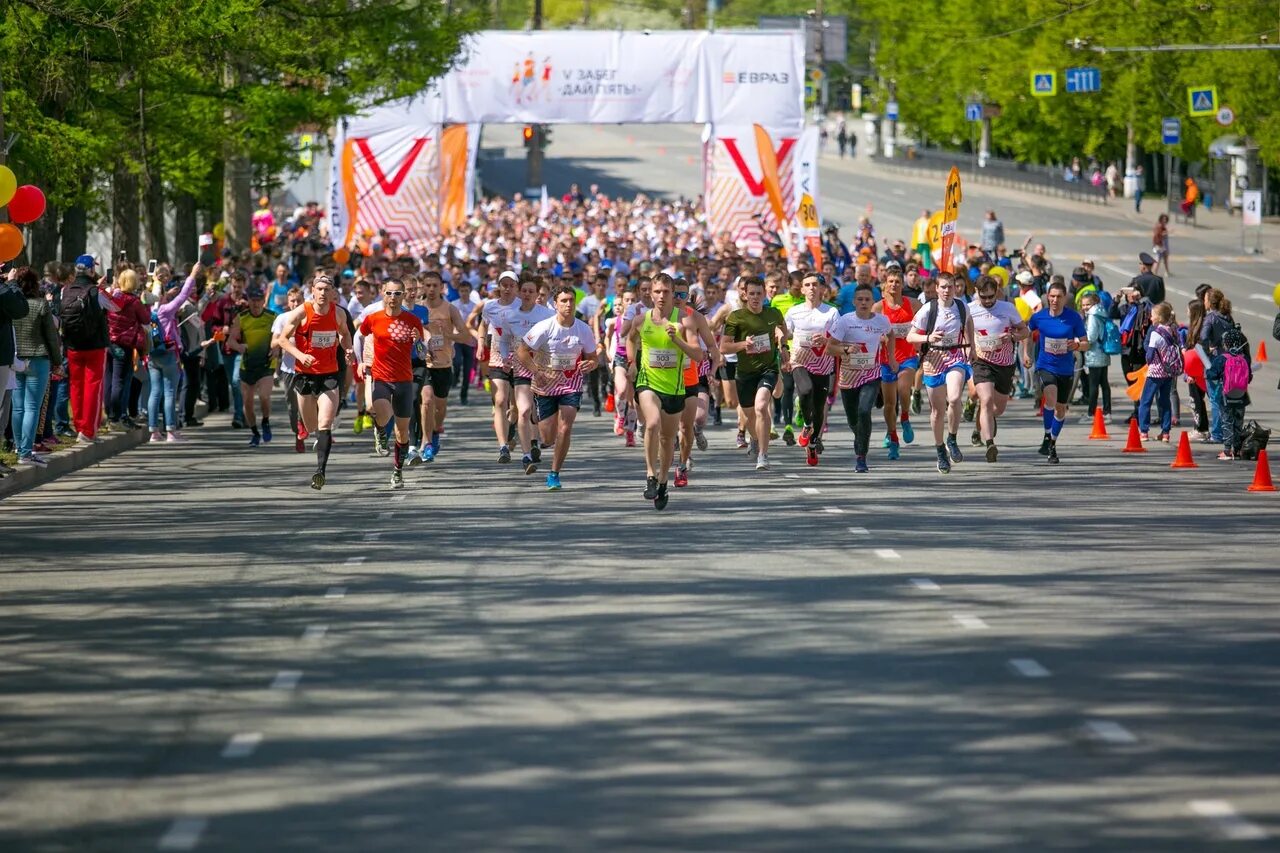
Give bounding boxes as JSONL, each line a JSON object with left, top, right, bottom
{"left": 481, "top": 298, "right": 513, "bottom": 365}
{"left": 785, "top": 303, "right": 838, "bottom": 374}
{"left": 910, "top": 299, "right": 966, "bottom": 347}
{"left": 505, "top": 303, "right": 555, "bottom": 378}
{"left": 271, "top": 313, "right": 296, "bottom": 373}
{"left": 968, "top": 299, "right": 1022, "bottom": 366}
{"left": 522, "top": 316, "right": 597, "bottom": 395}
{"left": 829, "top": 312, "right": 890, "bottom": 389}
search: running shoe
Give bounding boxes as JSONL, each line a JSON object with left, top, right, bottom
{"left": 882, "top": 433, "right": 892, "bottom": 449}
{"left": 1047, "top": 444, "right": 1060, "bottom": 465}
{"left": 523, "top": 454, "right": 537, "bottom": 475}
{"left": 299, "top": 424, "right": 309, "bottom": 441}
{"left": 901, "top": 420, "right": 915, "bottom": 445}
{"left": 962, "top": 398, "right": 977, "bottom": 422}
{"left": 546, "top": 471, "right": 562, "bottom": 491}
{"left": 674, "top": 465, "right": 689, "bottom": 488}
{"left": 784, "top": 427, "right": 796, "bottom": 446}
{"left": 430, "top": 432, "right": 441, "bottom": 454}
{"left": 936, "top": 447, "right": 951, "bottom": 474}
{"left": 406, "top": 446, "right": 422, "bottom": 466}
{"left": 614, "top": 416, "right": 624, "bottom": 435}
{"left": 769, "top": 428, "right": 779, "bottom": 441}
{"left": 529, "top": 441, "right": 541, "bottom": 463}
{"left": 755, "top": 453, "right": 770, "bottom": 471}
{"left": 712, "top": 407, "right": 722, "bottom": 426}
{"left": 295, "top": 435, "right": 305, "bottom": 454}
{"left": 249, "top": 433, "right": 261, "bottom": 448}
{"left": 644, "top": 476, "right": 659, "bottom": 500}
{"left": 150, "top": 431, "right": 164, "bottom": 444}
{"left": 166, "top": 432, "right": 188, "bottom": 443}
{"left": 262, "top": 422, "right": 273, "bottom": 443}
{"left": 498, "top": 445, "right": 511, "bottom": 464}
{"left": 1038, "top": 434, "right": 1052, "bottom": 456}
{"left": 985, "top": 442, "right": 999, "bottom": 463}
{"left": 798, "top": 426, "right": 811, "bottom": 447}
{"left": 654, "top": 482, "right": 669, "bottom": 511}
{"left": 18, "top": 454, "right": 48, "bottom": 468}
{"left": 735, "top": 431, "right": 748, "bottom": 450}
{"left": 946, "top": 436, "right": 963, "bottom": 464}
{"left": 812, "top": 435, "right": 825, "bottom": 454}
{"left": 1139, "top": 432, "right": 1150, "bottom": 442}
{"left": 1158, "top": 433, "right": 1170, "bottom": 443}
{"left": 1217, "top": 451, "right": 1235, "bottom": 461}
{"left": 855, "top": 455, "right": 869, "bottom": 474}
{"left": 373, "top": 428, "right": 389, "bottom": 457}
{"left": 910, "top": 389, "right": 923, "bottom": 415}
{"left": 970, "top": 428, "right": 983, "bottom": 447}
{"left": 806, "top": 446, "right": 818, "bottom": 466}
{"left": 391, "top": 469, "right": 404, "bottom": 489}
{"left": 887, "top": 441, "right": 900, "bottom": 461}
{"left": 351, "top": 414, "right": 366, "bottom": 434}
{"left": 694, "top": 427, "right": 707, "bottom": 451}
{"left": 310, "top": 471, "right": 325, "bottom": 490}
{"left": 625, "top": 430, "right": 636, "bottom": 447}
{"left": 420, "top": 445, "right": 436, "bottom": 463}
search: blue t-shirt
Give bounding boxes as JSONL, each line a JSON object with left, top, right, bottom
{"left": 1028, "top": 307, "right": 1086, "bottom": 375}
{"left": 835, "top": 283, "right": 882, "bottom": 315}
{"left": 267, "top": 280, "right": 291, "bottom": 313}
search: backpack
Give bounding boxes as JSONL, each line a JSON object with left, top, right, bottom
{"left": 1100, "top": 315, "right": 1122, "bottom": 355}
{"left": 60, "top": 282, "right": 105, "bottom": 349}
{"left": 1222, "top": 352, "right": 1250, "bottom": 399}
{"left": 149, "top": 309, "right": 169, "bottom": 355}
{"left": 921, "top": 298, "right": 968, "bottom": 355}
{"left": 1239, "top": 421, "right": 1270, "bottom": 461}
{"left": 1155, "top": 328, "right": 1183, "bottom": 376}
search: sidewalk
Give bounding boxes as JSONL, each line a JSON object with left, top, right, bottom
{"left": 0, "top": 427, "right": 149, "bottom": 502}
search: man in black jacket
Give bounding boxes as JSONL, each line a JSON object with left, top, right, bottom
{"left": 1131, "top": 252, "right": 1165, "bottom": 305}
{"left": 0, "top": 268, "right": 31, "bottom": 476}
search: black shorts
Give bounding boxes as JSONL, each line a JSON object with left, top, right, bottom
{"left": 489, "top": 367, "right": 514, "bottom": 384}
{"left": 1036, "top": 368, "right": 1075, "bottom": 402}
{"left": 511, "top": 373, "right": 532, "bottom": 387}
{"left": 736, "top": 370, "right": 779, "bottom": 404}
{"left": 535, "top": 392, "right": 583, "bottom": 420}
{"left": 973, "top": 360, "right": 1016, "bottom": 396}
{"left": 293, "top": 371, "right": 342, "bottom": 397}
{"left": 240, "top": 360, "right": 273, "bottom": 386}
{"left": 716, "top": 361, "right": 737, "bottom": 381}
{"left": 425, "top": 367, "right": 452, "bottom": 397}
{"left": 637, "top": 386, "right": 686, "bottom": 416}
{"left": 372, "top": 380, "right": 416, "bottom": 419}
{"left": 612, "top": 353, "right": 629, "bottom": 370}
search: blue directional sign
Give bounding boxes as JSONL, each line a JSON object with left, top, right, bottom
{"left": 1064, "top": 66, "right": 1101, "bottom": 93}
{"left": 965, "top": 102, "right": 983, "bottom": 122}
{"left": 885, "top": 100, "right": 899, "bottom": 121}
{"left": 1161, "top": 117, "right": 1181, "bottom": 146}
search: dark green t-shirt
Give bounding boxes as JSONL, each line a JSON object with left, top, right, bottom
{"left": 724, "top": 305, "right": 784, "bottom": 376}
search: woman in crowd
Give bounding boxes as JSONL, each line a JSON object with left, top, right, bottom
{"left": 9, "top": 267, "right": 62, "bottom": 466}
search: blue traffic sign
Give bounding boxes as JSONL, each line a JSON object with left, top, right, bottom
{"left": 1064, "top": 66, "right": 1101, "bottom": 93}
{"left": 965, "top": 102, "right": 983, "bottom": 122}
{"left": 886, "top": 100, "right": 899, "bottom": 121}
{"left": 1161, "top": 117, "right": 1181, "bottom": 145}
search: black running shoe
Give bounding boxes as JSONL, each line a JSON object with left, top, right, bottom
{"left": 310, "top": 471, "right": 325, "bottom": 491}
{"left": 529, "top": 441, "right": 542, "bottom": 463}
{"left": 1047, "top": 444, "right": 1060, "bottom": 465}
{"left": 1038, "top": 434, "right": 1052, "bottom": 456}
{"left": 985, "top": 442, "right": 998, "bottom": 463}
{"left": 937, "top": 448, "right": 951, "bottom": 474}
{"left": 654, "top": 482, "right": 669, "bottom": 510}
{"left": 946, "top": 436, "right": 963, "bottom": 464}
{"left": 643, "top": 476, "right": 658, "bottom": 500}
{"left": 970, "top": 428, "right": 983, "bottom": 447}
{"left": 498, "top": 445, "right": 511, "bottom": 464}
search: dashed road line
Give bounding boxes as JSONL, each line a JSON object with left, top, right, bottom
{"left": 157, "top": 817, "right": 207, "bottom": 850}
{"left": 910, "top": 577, "right": 940, "bottom": 590}
{"left": 952, "top": 613, "right": 989, "bottom": 630}
{"left": 270, "top": 670, "right": 302, "bottom": 691}
{"left": 1008, "top": 658, "right": 1051, "bottom": 678}
{"left": 874, "top": 548, "right": 901, "bottom": 560}
{"left": 221, "top": 732, "right": 263, "bottom": 759}
{"left": 847, "top": 526, "right": 868, "bottom": 535}
{"left": 1188, "top": 800, "right": 1269, "bottom": 841}
{"left": 344, "top": 556, "right": 366, "bottom": 566}
{"left": 324, "top": 586, "right": 346, "bottom": 600}
{"left": 1083, "top": 719, "right": 1137, "bottom": 745}
{"left": 301, "top": 625, "right": 328, "bottom": 641}
{"left": 823, "top": 507, "right": 844, "bottom": 514}
{"left": 801, "top": 487, "right": 820, "bottom": 495}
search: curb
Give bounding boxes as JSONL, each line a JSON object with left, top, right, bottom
{"left": 0, "top": 428, "right": 149, "bottom": 502}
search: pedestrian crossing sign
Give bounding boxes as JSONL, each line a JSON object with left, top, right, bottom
{"left": 1031, "top": 71, "right": 1057, "bottom": 97}
{"left": 1188, "top": 86, "right": 1217, "bottom": 117}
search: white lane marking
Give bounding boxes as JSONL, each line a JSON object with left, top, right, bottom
{"left": 344, "top": 556, "right": 366, "bottom": 566}
{"left": 874, "top": 548, "right": 901, "bottom": 560}
{"left": 783, "top": 473, "right": 799, "bottom": 479}
{"left": 1211, "top": 265, "right": 1272, "bottom": 286}
{"left": 390, "top": 494, "right": 406, "bottom": 502}
{"left": 910, "top": 577, "right": 940, "bottom": 591}
{"left": 1188, "top": 800, "right": 1269, "bottom": 841}
{"left": 324, "top": 586, "right": 346, "bottom": 600}
{"left": 1009, "top": 658, "right": 1051, "bottom": 678}
{"left": 1083, "top": 719, "right": 1137, "bottom": 744}
{"left": 362, "top": 532, "right": 381, "bottom": 542}
{"left": 376, "top": 512, "right": 393, "bottom": 522}
{"left": 1103, "top": 263, "right": 1273, "bottom": 320}
{"left": 157, "top": 817, "right": 207, "bottom": 850}
{"left": 952, "top": 613, "right": 989, "bottom": 630}
{"left": 801, "top": 487, "right": 820, "bottom": 495}
{"left": 847, "top": 526, "right": 869, "bottom": 535}
{"left": 301, "top": 625, "right": 328, "bottom": 641}
{"left": 270, "top": 670, "right": 302, "bottom": 691}
{"left": 824, "top": 507, "right": 844, "bottom": 514}
{"left": 221, "top": 732, "right": 263, "bottom": 759}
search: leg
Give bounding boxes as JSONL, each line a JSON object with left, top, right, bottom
{"left": 753, "top": 387, "right": 772, "bottom": 452}
{"left": 976, "top": 382, "right": 998, "bottom": 442}
{"left": 491, "top": 379, "right": 512, "bottom": 447}
{"left": 926, "top": 380, "right": 947, "bottom": 446}
{"left": 945, "top": 369, "right": 966, "bottom": 439}
{"left": 637, "top": 391, "right": 664, "bottom": 478}
{"left": 514, "top": 384, "right": 535, "bottom": 454}
{"left": 1157, "top": 377, "right": 1173, "bottom": 435}
{"left": 229, "top": 353, "right": 244, "bottom": 423}
{"left": 419, "top": 385, "right": 438, "bottom": 450}
{"left": 241, "top": 381, "right": 257, "bottom": 432}
{"left": 1137, "top": 378, "right": 1157, "bottom": 433}
{"left": 162, "top": 357, "right": 180, "bottom": 432}
{"left": 852, "top": 381, "right": 878, "bottom": 457}
{"left": 552, "top": 405, "right": 577, "bottom": 472}
{"left": 657, "top": 410, "right": 680, "bottom": 484}
{"left": 881, "top": 375, "right": 899, "bottom": 440}
{"left": 147, "top": 362, "right": 164, "bottom": 432}
{"left": 679, "top": 396, "right": 696, "bottom": 467}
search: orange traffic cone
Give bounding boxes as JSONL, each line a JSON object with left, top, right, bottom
{"left": 1257, "top": 341, "right": 1269, "bottom": 363}
{"left": 1121, "top": 418, "right": 1147, "bottom": 453}
{"left": 1087, "top": 408, "right": 1110, "bottom": 440}
{"left": 1247, "top": 449, "right": 1277, "bottom": 492}
{"left": 1170, "top": 430, "right": 1198, "bottom": 468}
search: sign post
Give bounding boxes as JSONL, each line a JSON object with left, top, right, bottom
{"left": 1241, "top": 189, "right": 1263, "bottom": 255}
{"left": 939, "top": 167, "right": 962, "bottom": 273}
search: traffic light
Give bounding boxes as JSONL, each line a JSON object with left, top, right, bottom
{"left": 522, "top": 125, "right": 534, "bottom": 147}
{"left": 538, "top": 125, "right": 552, "bottom": 150}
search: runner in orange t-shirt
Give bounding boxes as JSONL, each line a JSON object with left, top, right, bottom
{"left": 357, "top": 278, "right": 424, "bottom": 489}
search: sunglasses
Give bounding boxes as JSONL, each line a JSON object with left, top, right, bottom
{"left": 673, "top": 291, "right": 689, "bottom": 299}
{"left": 384, "top": 290, "right": 404, "bottom": 297}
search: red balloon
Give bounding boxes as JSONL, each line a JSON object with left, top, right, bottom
{"left": 7, "top": 185, "right": 46, "bottom": 224}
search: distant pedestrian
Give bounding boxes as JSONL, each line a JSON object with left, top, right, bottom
{"left": 836, "top": 121, "right": 849, "bottom": 158}
{"left": 1133, "top": 164, "right": 1145, "bottom": 213}
{"left": 1105, "top": 162, "right": 1119, "bottom": 199}
{"left": 1151, "top": 214, "right": 1171, "bottom": 277}
{"left": 980, "top": 210, "right": 1004, "bottom": 255}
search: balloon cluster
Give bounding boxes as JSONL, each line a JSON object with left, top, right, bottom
{"left": 0, "top": 166, "right": 46, "bottom": 262}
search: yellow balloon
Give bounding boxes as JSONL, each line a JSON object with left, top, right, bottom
{"left": 1015, "top": 295, "right": 1033, "bottom": 322}
{"left": 0, "top": 166, "right": 15, "bottom": 208}
{"left": 212, "top": 222, "right": 226, "bottom": 240}
{"left": 988, "top": 266, "right": 1009, "bottom": 288}
{"left": 1274, "top": 282, "right": 1280, "bottom": 309}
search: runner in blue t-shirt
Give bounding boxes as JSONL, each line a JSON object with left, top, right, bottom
{"left": 1025, "top": 280, "right": 1088, "bottom": 464}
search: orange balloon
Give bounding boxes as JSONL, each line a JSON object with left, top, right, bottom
{"left": 0, "top": 223, "right": 23, "bottom": 263}
{"left": 333, "top": 247, "right": 351, "bottom": 265}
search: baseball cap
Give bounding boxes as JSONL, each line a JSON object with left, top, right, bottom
{"left": 884, "top": 260, "right": 902, "bottom": 271}
{"left": 74, "top": 254, "right": 96, "bottom": 271}
{"left": 1138, "top": 252, "right": 1156, "bottom": 266}
{"left": 1015, "top": 270, "right": 1034, "bottom": 285}
{"left": 246, "top": 285, "right": 265, "bottom": 299}
{"left": 1081, "top": 258, "right": 1095, "bottom": 266}
{"left": 497, "top": 270, "right": 519, "bottom": 285}
{"left": 1071, "top": 267, "right": 1090, "bottom": 282}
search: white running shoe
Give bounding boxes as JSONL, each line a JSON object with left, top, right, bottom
{"left": 755, "top": 453, "right": 769, "bottom": 471}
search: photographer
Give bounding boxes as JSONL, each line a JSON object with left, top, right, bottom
{"left": 822, "top": 225, "right": 851, "bottom": 275}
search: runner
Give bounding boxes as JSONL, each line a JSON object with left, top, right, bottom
{"left": 968, "top": 274, "right": 1029, "bottom": 462}
{"left": 872, "top": 267, "right": 920, "bottom": 460}
{"left": 346, "top": 277, "right": 378, "bottom": 434}
{"left": 830, "top": 285, "right": 895, "bottom": 472}
{"left": 516, "top": 284, "right": 599, "bottom": 490}
{"left": 673, "top": 279, "right": 720, "bottom": 487}
{"left": 910, "top": 271, "right": 938, "bottom": 414}
{"left": 505, "top": 275, "right": 554, "bottom": 474}
{"left": 906, "top": 271, "right": 976, "bottom": 473}
{"left": 769, "top": 270, "right": 805, "bottom": 445}
{"left": 269, "top": 287, "right": 305, "bottom": 452}
{"left": 226, "top": 285, "right": 277, "bottom": 447}
{"left": 709, "top": 277, "right": 745, "bottom": 446}
{"left": 616, "top": 276, "right": 652, "bottom": 447}
{"left": 408, "top": 270, "right": 470, "bottom": 465}
{"left": 784, "top": 272, "right": 838, "bottom": 466}
{"left": 721, "top": 276, "right": 789, "bottom": 471}
{"left": 1024, "top": 279, "right": 1088, "bottom": 464}
{"left": 358, "top": 278, "right": 425, "bottom": 488}
{"left": 477, "top": 270, "right": 520, "bottom": 463}
{"left": 273, "top": 273, "right": 356, "bottom": 490}
{"left": 607, "top": 287, "right": 638, "bottom": 445}
{"left": 629, "top": 273, "right": 704, "bottom": 508}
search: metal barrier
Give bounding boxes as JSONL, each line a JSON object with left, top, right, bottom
{"left": 871, "top": 147, "right": 1111, "bottom": 205}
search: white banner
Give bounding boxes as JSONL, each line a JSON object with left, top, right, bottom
{"left": 704, "top": 124, "right": 802, "bottom": 255}
{"left": 704, "top": 32, "right": 806, "bottom": 129}
{"left": 791, "top": 126, "right": 821, "bottom": 226}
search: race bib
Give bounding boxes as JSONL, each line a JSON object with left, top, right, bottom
{"left": 845, "top": 351, "right": 875, "bottom": 369}
{"left": 891, "top": 322, "right": 912, "bottom": 338}
{"left": 934, "top": 333, "right": 959, "bottom": 348}
{"left": 429, "top": 334, "right": 446, "bottom": 351}
{"left": 647, "top": 349, "right": 679, "bottom": 369}
{"left": 1044, "top": 337, "right": 1070, "bottom": 355}
{"left": 976, "top": 332, "right": 1003, "bottom": 352}
{"left": 795, "top": 331, "right": 818, "bottom": 349}
{"left": 549, "top": 353, "right": 577, "bottom": 371}
{"left": 746, "top": 333, "right": 771, "bottom": 354}
{"left": 310, "top": 330, "right": 337, "bottom": 348}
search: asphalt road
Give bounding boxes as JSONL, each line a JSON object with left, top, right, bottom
{"left": 3, "top": 128, "right": 1280, "bottom": 851}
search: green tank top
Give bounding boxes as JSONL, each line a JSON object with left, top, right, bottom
{"left": 638, "top": 308, "right": 685, "bottom": 395}
{"left": 239, "top": 310, "right": 276, "bottom": 362}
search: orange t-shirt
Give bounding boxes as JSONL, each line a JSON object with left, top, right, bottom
{"left": 359, "top": 310, "right": 423, "bottom": 383}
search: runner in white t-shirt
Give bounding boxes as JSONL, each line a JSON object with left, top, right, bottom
{"left": 829, "top": 285, "right": 894, "bottom": 473}
{"left": 478, "top": 271, "right": 519, "bottom": 463}
{"left": 907, "top": 271, "right": 977, "bottom": 473}
{"left": 784, "top": 273, "right": 839, "bottom": 467}
{"left": 968, "top": 275, "right": 1029, "bottom": 462}
{"left": 505, "top": 277, "right": 555, "bottom": 474}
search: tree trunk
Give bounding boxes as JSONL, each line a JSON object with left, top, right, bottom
{"left": 143, "top": 171, "right": 168, "bottom": 264}
{"left": 111, "top": 163, "right": 141, "bottom": 264}
{"left": 173, "top": 191, "right": 197, "bottom": 267}
{"left": 222, "top": 153, "right": 252, "bottom": 257}
{"left": 61, "top": 205, "right": 87, "bottom": 261}
{"left": 26, "top": 202, "right": 60, "bottom": 270}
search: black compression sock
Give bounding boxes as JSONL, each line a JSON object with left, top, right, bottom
{"left": 394, "top": 441, "right": 407, "bottom": 469}
{"left": 315, "top": 429, "right": 333, "bottom": 472}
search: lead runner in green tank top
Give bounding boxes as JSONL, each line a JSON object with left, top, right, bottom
{"left": 228, "top": 288, "right": 279, "bottom": 445}
{"left": 627, "top": 273, "right": 705, "bottom": 511}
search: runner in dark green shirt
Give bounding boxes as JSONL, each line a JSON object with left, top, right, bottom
{"left": 721, "top": 276, "right": 790, "bottom": 470}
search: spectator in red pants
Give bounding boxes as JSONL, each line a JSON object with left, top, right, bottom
{"left": 60, "top": 255, "right": 119, "bottom": 443}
